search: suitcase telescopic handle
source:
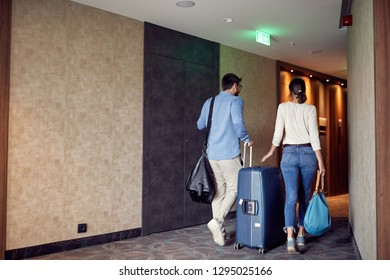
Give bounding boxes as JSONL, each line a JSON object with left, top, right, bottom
{"left": 242, "top": 142, "right": 253, "bottom": 167}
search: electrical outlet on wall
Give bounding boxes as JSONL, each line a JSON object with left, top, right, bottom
{"left": 77, "top": 223, "right": 87, "bottom": 233}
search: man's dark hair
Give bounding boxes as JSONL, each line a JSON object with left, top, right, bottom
{"left": 221, "top": 73, "right": 242, "bottom": 91}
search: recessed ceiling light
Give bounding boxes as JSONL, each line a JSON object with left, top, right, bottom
{"left": 223, "top": 18, "right": 233, "bottom": 23}
{"left": 176, "top": 1, "right": 195, "bottom": 8}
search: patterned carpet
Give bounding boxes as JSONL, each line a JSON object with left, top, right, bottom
{"left": 29, "top": 194, "right": 357, "bottom": 260}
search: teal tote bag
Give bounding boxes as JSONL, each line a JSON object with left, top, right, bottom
{"left": 303, "top": 171, "right": 331, "bottom": 236}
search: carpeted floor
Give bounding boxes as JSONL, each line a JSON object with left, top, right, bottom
{"left": 30, "top": 194, "right": 357, "bottom": 260}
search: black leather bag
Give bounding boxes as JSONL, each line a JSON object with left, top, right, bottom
{"left": 186, "top": 96, "right": 216, "bottom": 204}
{"left": 185, "top": 151, "right": 215, "bottom": 204}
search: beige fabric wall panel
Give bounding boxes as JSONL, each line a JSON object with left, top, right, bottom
{"left": 7, "top": 0, "right": 143, "bottom": 249}
{"left": 347, "top": 0, "right": 376, "bottom": 259}
{"left": 220, "top": 45, "right": 277, "bottom": 167}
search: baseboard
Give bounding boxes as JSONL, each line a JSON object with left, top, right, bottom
{"left": 349, "top": 222, "right": 362, "bottom": 260}
{"left": 5, "top": 227, "right": 142, "bottom": 260}
{"left": 6, "top": 213, "right": 237, "bottom": 260}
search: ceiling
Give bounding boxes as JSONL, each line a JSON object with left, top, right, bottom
{"left": 71, "top": 0, "right": 348, "bottom": 80}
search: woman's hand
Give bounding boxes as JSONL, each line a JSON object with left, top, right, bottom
{"left": 261, "top": 151, "right": 272, "bottom": 163}
{"left": 318, "top": 160, "right": 326, "bottom": 176}
{"left": 261, "top": 145, "right": 277, "bottom": 163}
{"left": 314, "top": 150, "right": 326, "bottom": 176}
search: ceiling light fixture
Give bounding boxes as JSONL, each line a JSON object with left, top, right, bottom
{"left": 176, "top": 1, "right": 195, "bottom": 8}
{"left": 223, "top": 18, "right": 233, "bottom": 23}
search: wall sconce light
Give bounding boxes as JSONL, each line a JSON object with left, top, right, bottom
{"left": 319, "top": 117, "right": 327, "bottom": 135}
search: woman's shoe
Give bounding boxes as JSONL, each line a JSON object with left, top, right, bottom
{"left": 296, "top": 235, "right": 305, "bottom": 246}
{"left": 287, "top": 238, "right": 301, "bottom": 254}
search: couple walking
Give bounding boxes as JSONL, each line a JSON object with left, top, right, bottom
{"left": 197, "top": 73, "right": 325, "bottom": 254}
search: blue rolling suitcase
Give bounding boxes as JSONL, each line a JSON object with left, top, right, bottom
{"left": 234, "top": 145, "right": 285, "bottom": 254}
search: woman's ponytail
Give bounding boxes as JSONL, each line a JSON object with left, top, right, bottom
{"left": 289, "top": 78, "right": 307, "bottom": 104}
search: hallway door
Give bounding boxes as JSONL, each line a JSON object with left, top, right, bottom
{"left": 143, "top": 23, "right": 219, "bottom": 235}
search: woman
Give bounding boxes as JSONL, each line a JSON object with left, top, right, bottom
{"left": 261, "top": 78, "right": 325, "bottom": 254}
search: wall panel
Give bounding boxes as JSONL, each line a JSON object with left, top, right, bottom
{"left": 143, "top": 22, "right": 219, "bottom": 235}
{"left": 279, "top": 69, "right": 348, "bottom": 197}
{"left": 220, "top": 46, "right": 277, "bottom": 167}
{"left": 0, "top": 0, "right": 12, "bottom": 260}
{"left": 347, "top": 0, "right": 376, "bottom": 259}
{"left": 374, "top": 0, "right": 390, "bottom": 260}
{"left": 7, "top": 0, "right": 143, "bottom": 250}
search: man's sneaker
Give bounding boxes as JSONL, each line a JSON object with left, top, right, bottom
{"left": 221, "top": 223, "right": 232, "bottom": 240}
{"left": 207, "top": 219, "right": 225, "bottom": 246}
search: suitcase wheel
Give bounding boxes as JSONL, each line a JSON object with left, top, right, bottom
{"left": 234, "top": 243, "right": 243, "bottom": 250}
{"left": 258, "top": 248, "right": 266, "bottom": 254}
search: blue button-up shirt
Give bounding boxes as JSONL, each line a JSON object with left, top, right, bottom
{"left": 197, "top": 91, "right": 251, "bottom": 160}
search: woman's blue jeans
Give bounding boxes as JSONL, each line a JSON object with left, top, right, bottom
{"left": 281, "top": 145, "right": 317, "bottom": 232}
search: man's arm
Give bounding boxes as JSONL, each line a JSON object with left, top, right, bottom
{"left": 197, "top": 101, "right": 208, "bottom": 131}
{"left": 231, "top": 98, "right": 251, "bottom": 143}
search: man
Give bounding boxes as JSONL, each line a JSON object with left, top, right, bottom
{"left": 197, "top": 73, "right": 254, "bottom": 246}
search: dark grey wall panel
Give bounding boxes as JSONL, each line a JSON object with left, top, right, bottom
{"left": 146, "top": 54, "right": 186, "bottom": 233}
{"left": 146, "top": 23, "right": 218, "bottom": 67}
{"left": 143, "top": 22, "right": 219, "bottom": 235}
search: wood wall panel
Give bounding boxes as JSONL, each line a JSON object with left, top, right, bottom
{"left": 278, "top": 66, "right": 348, "bottom": 197}
{"left": 374, "top": 0, "right": 390, "bottom": 260}
{"left": 0, "top": 0, "right": 12, "bottom": 260}
{"left": 328, "top": 86, "right": 349, "bottom": 196}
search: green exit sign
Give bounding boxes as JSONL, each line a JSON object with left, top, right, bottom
{"left": 256, "top": 30, "right": 271, "bottom": 46}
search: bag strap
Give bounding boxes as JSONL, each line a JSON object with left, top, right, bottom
{"left": 203, "top": 96, "right": 216, "bottom": 153}
{"left": 314, "top": 171, "right": 325, "bottom": 194}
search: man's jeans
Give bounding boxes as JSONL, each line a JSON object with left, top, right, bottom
{"left": 281, "top": 146, "right": 317, "bottom": 232}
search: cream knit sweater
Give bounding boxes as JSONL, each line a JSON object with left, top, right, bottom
{"left": 272, "top": 102, "right": 321, "bottom": 151}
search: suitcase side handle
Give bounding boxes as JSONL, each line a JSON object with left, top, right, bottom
{"left": 241, "top": 199, "right": 258, "bottom": 216}
{"left": 242, "top": 143, "right": 253, "bottom": 167}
